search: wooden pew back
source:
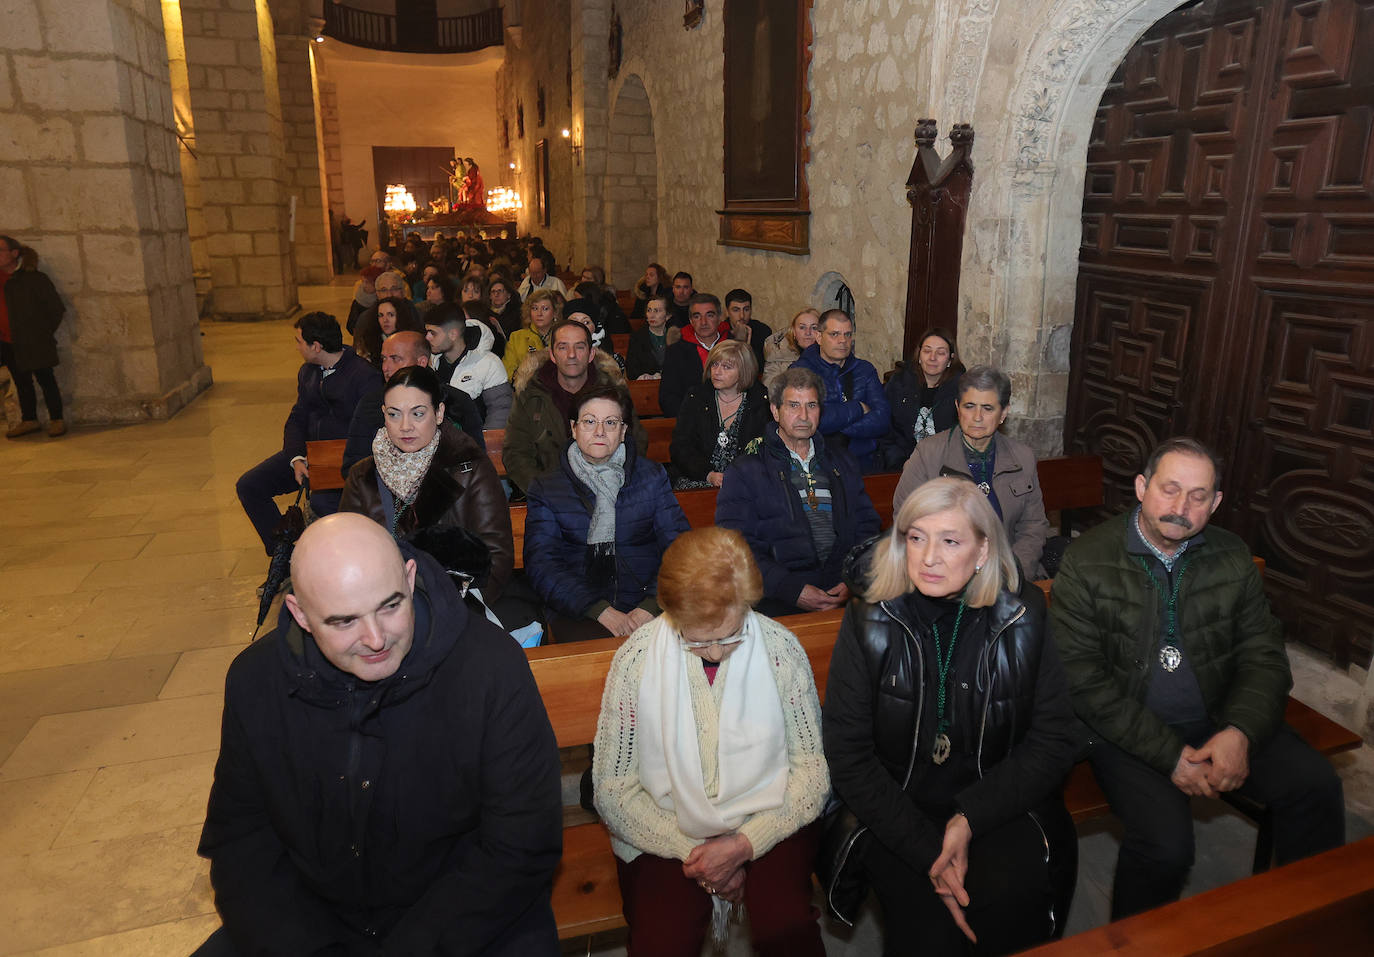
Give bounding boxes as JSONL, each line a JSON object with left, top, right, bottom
{"left": 628, "top": 379, "right": 662, "bottom": 417}
{"left": 305, "top": 439, "right": 348, "bottom": 492}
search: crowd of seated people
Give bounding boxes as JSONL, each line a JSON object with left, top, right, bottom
{"left": 219, "top": 249, "right": 1351, "bottom": 957}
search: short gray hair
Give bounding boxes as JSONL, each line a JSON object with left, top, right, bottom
{"left": 958, "top": 365, "right": 1011, "bottom": 409}
{"left": 769, "top": 366, "right": 825, "bottom": 409}
{"left": 1142, "top": 437, "right": 1222, "bottom": 489}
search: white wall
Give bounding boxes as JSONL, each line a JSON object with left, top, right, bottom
{"left": 318, "top": 44, "right": 502, "bottom": 233}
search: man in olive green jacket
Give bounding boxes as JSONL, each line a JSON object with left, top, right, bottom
{"left": 1050, "top": 437, "right": 1343, "bottom": 920}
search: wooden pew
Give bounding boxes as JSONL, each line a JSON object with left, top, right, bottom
{"left": 484, "top": 428, "right": 505, "bottom": 477}
{"left": 305, "top": 439, "right": 348, "bottom": 492}
{"left": 1023, "top": 836, "right": 1374, "bottom": 955}
{"left": 628, "top": 379, "right": 662, "bottom": 418}
{"left": 610, "top": 332, "right": 629, "bottom": 355}
{"left": 643, "top": 417, "right": 673, "bottom": 464}
{"left": 528, "top": 599, "right": 1362, "bottom": 941}
{"left": 615, "top": 289, "right": 635, "bottom": 315}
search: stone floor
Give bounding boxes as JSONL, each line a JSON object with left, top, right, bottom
{"left": 0, "top": 282, "right": 1369, "bottom": 956}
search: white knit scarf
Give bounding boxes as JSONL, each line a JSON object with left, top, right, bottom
{"left": 371, "top": 427, "right": 441, "bottom": 504}
{"left": 636, "top": 611, "right": 788, "bottom": 838}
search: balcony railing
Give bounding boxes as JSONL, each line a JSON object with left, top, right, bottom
{"left": 323, "top": 4, "right": 504, "bottom": 54}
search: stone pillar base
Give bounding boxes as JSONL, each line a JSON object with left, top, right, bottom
{"left": 209, "top": 305, "right": 303, "bottom": 323}
{"left": 69, "top": 364, "right": 214, "bottom": 425}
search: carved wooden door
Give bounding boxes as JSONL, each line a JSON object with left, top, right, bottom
{"left": 1068, "top": 0, "right": 1374, "bottom": 665}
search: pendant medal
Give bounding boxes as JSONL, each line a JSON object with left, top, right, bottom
{"left": 932, "top": 732, "right": 952, "bottom": 765}
{"left": 716, "top": 431, "right": 729, "bottom": 449}
{"left": 977, "top": 481, "right": 991, "bottom": 495}
{"left": 1160, "top": 645, "right": 1182, "bottom": 673}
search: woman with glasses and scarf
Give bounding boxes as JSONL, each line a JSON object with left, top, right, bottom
{"left": 523, "top": 383, "right": 689, "bottom": 643}
{"left": 592, "top": 526, "right": 830, "bottom": 957}
{"left": 821, "top": 477, "right": 1077, "bottom": 956}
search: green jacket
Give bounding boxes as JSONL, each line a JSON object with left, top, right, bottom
{"left": 1049, "top": 511, "right": 1290, "bottom": 776}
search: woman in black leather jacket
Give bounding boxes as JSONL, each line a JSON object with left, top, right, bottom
{"left": 821, "top": 476, "right": 1078, "bottom": 956}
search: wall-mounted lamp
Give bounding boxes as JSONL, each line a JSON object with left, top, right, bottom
{"left": 562, "top": 127, "right": 583, "bottom": 166}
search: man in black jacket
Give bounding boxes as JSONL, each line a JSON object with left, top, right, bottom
{"left": 236, "top": 312, "right": 382, "bottom": 552}
{"left": 195, "top": 514, "right": 562, "bottom": 956}
{"left": 716, "top": 367, "right": 880, "bottom": 615}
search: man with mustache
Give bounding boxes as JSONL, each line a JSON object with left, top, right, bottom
{"left": 1049, "top": 437, "right": 1344, "bottom": 920}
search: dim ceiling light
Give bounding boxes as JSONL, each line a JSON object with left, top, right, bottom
{"left": 313, "top": 35, "right": 325, "bottom": 42}
{"left": 561, "top": 128, "right": 571, "bottom": 138}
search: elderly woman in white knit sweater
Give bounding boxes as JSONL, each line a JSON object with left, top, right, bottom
{"left": 592, "top": 526, "right": 830, "bottom": 957}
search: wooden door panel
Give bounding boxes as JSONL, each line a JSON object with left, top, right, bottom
{"left": 1070, "top": 0, "right": 1374, "bottom": 665}
{"left": 1230, "top": 287, "right": 1374, "bottom": 662}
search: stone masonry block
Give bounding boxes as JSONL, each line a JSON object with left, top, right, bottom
{"left": 0, "top": 60, "right": 12, "bottom": 110}
{"left": 232, "top": 154, "right": 276, "bottom": 180}
{"left": 33, "top": 167, "right": 139, "bottom": 231}
{"left": 209, "top": 258, "right": 237, "bottom": 287}
{"left": 238, "top": 255, "right": 283, "bottom": 286}
{"left": 13, "top": 56, "right": 123, "bottom": 113}
{"left": 79, "top": 115, "right": 135, "bottom": 165}
{"left": 201, "top": 179, "right": 246, "bottom": 205}
{"left": 0, "top": 168, "right": 32, "bottom": 230}
{"left": 245, "top": 179, "right": 280, "bottom": 204}
{"left": 39, "top": 0, "right": 116, "bottom": 55}
{"left": 207, "top": 232, "right": 252, "bottom": 258}
{"left": 3, "top": 0, "right": 44, "bottom": 50}
{"left": 202, "top": 205, "right": 228, "bottom": 233}
{"left": 80, "top": 233, "right": 149, "bottom": 294}
{"left": 228, "top": 205, "right": 279, "bottom": 232}
{"left": 0, "top": 113, "right": 77, "bottom": 162}
{"left": 185, "top": 36, "right": 239, "bottom": 67}
{"left": 214, "top": 285, "right": 264, "bottom": 315}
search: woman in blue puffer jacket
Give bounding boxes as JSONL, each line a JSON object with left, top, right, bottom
{"left": 525, "top": 383, "right": 690, "bottom": 642}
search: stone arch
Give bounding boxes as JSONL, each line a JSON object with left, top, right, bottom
{"left": 603, "top": 74, "right": 658, "bottom": 290}
{"left": 956, "top": 0, "right": 1190, "bottom": 451}
{"left": 812, "top": 271, "right": 856, "bottom": 325}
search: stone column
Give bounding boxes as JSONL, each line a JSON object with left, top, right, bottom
{"left": 161, "top": 0, "right": 212, "bottom": 312}
{"left": 318, "top": 76, "right": 345, "bottom": 219}
{"left": 275, "top": 34, "right": 333, "bottom": 283}
{"left": 569, "top": 0, "right": 610, "bottom": 270}
{"left": 180, "top": 0, "right": 298, "bottom": 319}
{"left": 1, "top": 0, "right": 211, "bottom": 424}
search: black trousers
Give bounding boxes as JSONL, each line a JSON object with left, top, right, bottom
{"left": 1089, "top": 722, "right": 1345, "bottom": 920}
{"left": 1, "top": 342, "right": 62, "bottom": 421}
{"left": 862, "top": 804, "right": 1076, "bottom": 957}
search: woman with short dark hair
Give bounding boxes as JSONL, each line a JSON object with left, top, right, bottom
{"left": 523, "top": 383, "right": 689, "bottom": 643}
{"left": 892, "top": 365, "right": 1052, "bottom": 578}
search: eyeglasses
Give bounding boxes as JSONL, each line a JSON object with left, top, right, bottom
{"left": 575, "top": 416, "right": 624, "bottom": 430}
{"left": 679, "top": 629, "right": 746, "bottom": 651}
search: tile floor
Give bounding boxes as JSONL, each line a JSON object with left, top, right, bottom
{"left": 0, "top": 282, "right": 1368, "bottom": 956}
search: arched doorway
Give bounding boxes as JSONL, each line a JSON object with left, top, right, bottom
{"left": 1065, "top": 0, "right": 1374, "bottom": 666}
{"left": 604, "top": 75, "right": 658, "bottom": 290}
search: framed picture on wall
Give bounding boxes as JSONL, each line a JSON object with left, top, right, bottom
{"left": 535, "top": 138, "right": 550, "bottom": 227}
{"left": 718, "top": 0, "right": 812, "bottom": 254}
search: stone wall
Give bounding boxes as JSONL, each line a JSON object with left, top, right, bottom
{"left": 603, "top": 74, "right": 656, "bottom": 289}
{"left": 495, "top": 0, "right": 578, "bottom": 270}
{"left": 0, "top": 0, "right": 210, "bottom": 424}
{"left": 181, "top": 0, "right": 298, "bottom": 320}
{"left": 274, "top": 36, "right": 333, "bottom": 284}
{"left": 317, "top": 76, "right": 345, "bottom": 218}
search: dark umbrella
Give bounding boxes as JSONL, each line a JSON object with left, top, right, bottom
{"left": 252, "top": 482, "right": 309, "bottom": 640}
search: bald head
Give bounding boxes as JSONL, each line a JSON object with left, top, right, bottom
{"left": 285, "top": 513, "right": 417, "bottom": 681}
{"left": 381, "top": 330, "right": 431, "bottom": 380}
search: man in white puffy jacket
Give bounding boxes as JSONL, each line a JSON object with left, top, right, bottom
{"left": 423, "top": 303, "right": 513, "bottom": 428}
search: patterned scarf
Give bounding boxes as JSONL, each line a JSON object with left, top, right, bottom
{"left": 371, "top": 427, "right": 441, "bottom": 506}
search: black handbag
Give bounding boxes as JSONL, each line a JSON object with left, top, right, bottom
{"left": 815, "top": 800, "right": 872, "bottom": 926}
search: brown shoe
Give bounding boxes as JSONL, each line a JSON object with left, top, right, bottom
{"left": 47, "top": 419, "right": 67, "bottom": 437}
{"left": 6, "top": 420, "right": 40, "bottom": 438}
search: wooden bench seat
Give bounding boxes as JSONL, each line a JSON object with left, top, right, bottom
{"left": 1023, "top": 835, "right": 1374, "bottom": 955}
{"left": 627, "top": 379, "right": 662, "bottom": 417}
